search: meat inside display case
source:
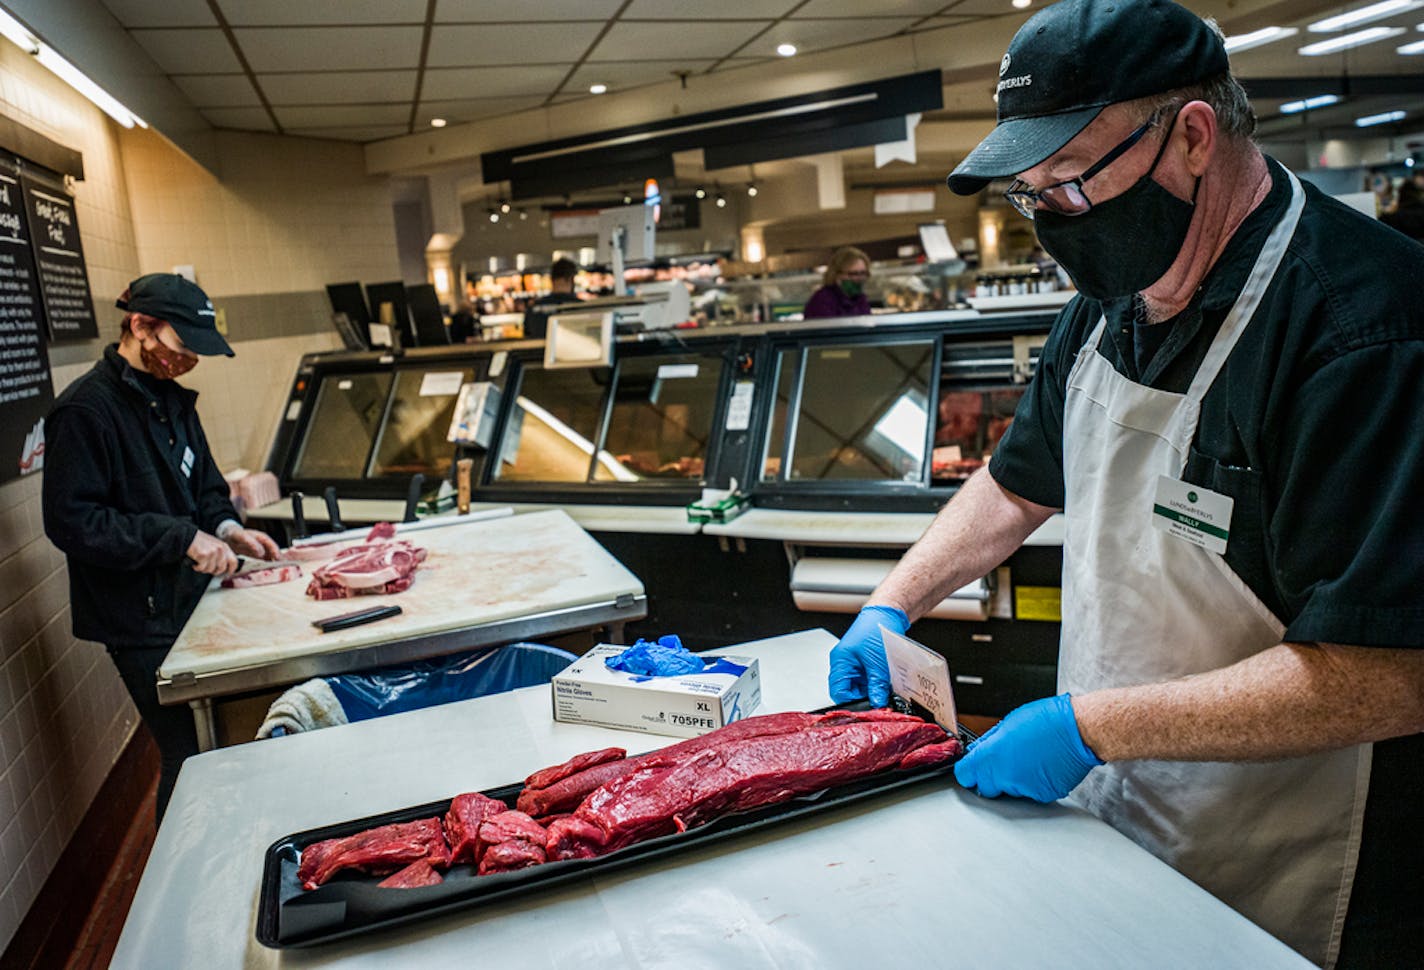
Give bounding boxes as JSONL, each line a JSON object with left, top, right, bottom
{"left": 931, "top": 341, "right": 1030, "bottom": 485}
{"left": 493, "top": 351, "right": 725, "bottom": 486}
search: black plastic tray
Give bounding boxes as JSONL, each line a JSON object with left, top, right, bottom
{"left": 257, "top": 705, "right": 970, "bottom": 949}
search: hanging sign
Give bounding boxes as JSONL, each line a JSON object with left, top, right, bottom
{"left": 21, "top": 168, "right": 97, "bottom": 341}
{"left": 0, "top": 154, "right": 54, "bottom": 483}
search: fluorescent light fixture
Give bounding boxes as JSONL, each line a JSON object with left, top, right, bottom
{"left": 1012, "top": 0, "right": 1032, "bottom": 8}
{"left": 1399, "top": 37, "right": 1424, "bottom": 52}
{"left": 429, "top": 117, "right": 446, "bottom": 128}
{"left": 1280, "top": 94, "right": 1341, "bottom": 113}
{"left": 1298, "top": 25, "right": 1405, "bottom": 54}
{"left": 1307, "top": 0, "right": 1421, "bottom": 32}
{"left": 776, "top": 42, "right": 797, "bottom": 56}
{"left": 588, "top": 83, "right": 607, "bottom": 94}
{"left": 1355, "top": 109, "right": 1407, "bottom": 126}
{"left": 0, "top": 7, "right": 145, "bottom": 128}
{"left": 1223, "top": 26, "right": 1298, "bottom": 53}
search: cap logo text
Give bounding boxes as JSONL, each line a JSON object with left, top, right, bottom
{"left": 996, "top": 73, "right": 1032, "bottom": 94}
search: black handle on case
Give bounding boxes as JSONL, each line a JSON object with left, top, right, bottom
{"left": 402, "top": 473, "right": 425, "bottom": 523}
{"left": 290, "top": 491, "right": 307, "bottom": 539}
{"left": 323, "top": 486, "right": 344, "bottom": 532}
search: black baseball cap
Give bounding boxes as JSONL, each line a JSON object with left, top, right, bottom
{"left": 116, "top": 273, "right": 233, "bottom": 356}
{"left": 946, "top": 0, "right": 1228, "bottom": 195}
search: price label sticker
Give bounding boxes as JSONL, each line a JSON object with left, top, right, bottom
{"left": 882, "top": 628, "right": 957, "bottom": 732}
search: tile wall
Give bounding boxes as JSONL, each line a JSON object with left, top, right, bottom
{"left": 0, "top": 41, "right": 400, "bottom": 955}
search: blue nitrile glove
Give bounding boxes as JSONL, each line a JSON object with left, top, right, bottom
{"left": 953, "top": 693, "right": 1104, "bottom": 802}
{"left": 605, "top": 635, "right": 705, "bottom": 677}
{"left": 827, "top": 605, "right": 910, "bottom": 708}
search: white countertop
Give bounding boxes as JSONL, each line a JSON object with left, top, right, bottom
{"left": 704, "top": 508, "right": 1065, "bottom": 547}
{"left": 249, "top": 499, "right": 701, "bottom": 536}
{"left": 115, "top": 629, "right": 1308, "bottom": 970}
{"left": 160, "top": 510, "right": 644, "bottom": 682}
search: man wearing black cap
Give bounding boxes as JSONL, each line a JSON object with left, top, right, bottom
{"left": 826, "top": 0, "right": 1423, "bottom": 965}
{"left": 43, "top": 273, "right": 279, "bottom": 820}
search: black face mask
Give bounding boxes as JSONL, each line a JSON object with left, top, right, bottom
{"left": 1033, "top": 131, "right": 1199, "bottom": 302}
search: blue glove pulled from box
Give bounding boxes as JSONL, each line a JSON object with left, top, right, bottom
{"left": 605, "top": 635, "right": 705, "bottom": 677}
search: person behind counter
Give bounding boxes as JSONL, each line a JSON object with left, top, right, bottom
{"left": 803, "top": 246, "right": 871, "bottom": 318}
{"left": 826, "top": 1, "right": 1423, "bottom": 966}
{"left": 42, "top": 273, "right": 280, "bottom": 821}
{"left": 522, "top": 257, "right": 583, "bottom": 339}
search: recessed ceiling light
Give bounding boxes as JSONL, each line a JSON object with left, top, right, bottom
{"left": 1012, "top": 0, "right": 1032, "bottom": 9}
{"left": 589, "top": 83, "right": 607, "bottom": 94}
{"left": 1279, "top": 94, "right": 1341, "bottom": 114}
{"left": 1307, "top": 0, "right": 1422, "bottom": 33}
{"left": 429, "top": 117, "right": 447, "bottom": 128}
{"left": 776, "top": 43, "right": 797, "bottom": 56}
{"left": 1355, "top": 109, "right": 1407, "bottom": 126}
{"left": 1223, "top": 26, "right": 1298, "bottom": 53}
{"left": 747, "top": 183, "right": 758, "bottom": 196}
{"left": 695, "top": 186, "right": 706, "bottom": 199}
{"left": 1298, "top": 26, "right": 1405, "bottom": 54}
{"left": 715, "top": 194, "right": 727, "bottom": 208}
{"left": 499, "top": 200, "right": 511, "bottom": 214}
{"left": 1400, "top": 37, "right": 1424, "bottom": 52}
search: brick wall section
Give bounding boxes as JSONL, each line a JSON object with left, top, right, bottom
{"left": 0, "top": 29, "right": 400, "bottom": 956}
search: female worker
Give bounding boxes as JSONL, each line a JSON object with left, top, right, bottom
{"left": 803, "top": 246, "right": 871, "bottom": 318}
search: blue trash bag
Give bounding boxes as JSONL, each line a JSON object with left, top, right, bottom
{"left": 324, "top": 641, "right": 576, "bottom": 724}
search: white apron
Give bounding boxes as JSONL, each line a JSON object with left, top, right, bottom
{"left": 1058, "top": 169, "right": 1371, "bottom": 968}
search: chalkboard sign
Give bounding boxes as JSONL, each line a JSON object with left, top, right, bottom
{"left": 21, "top": 168, "right": 97, "bottom": 341}
{"left": 0, "top": 155, "right": 54, "bottom": 483}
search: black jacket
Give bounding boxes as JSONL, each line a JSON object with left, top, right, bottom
{"left": 42, "top": 345, "right": 238, "bottom": 648}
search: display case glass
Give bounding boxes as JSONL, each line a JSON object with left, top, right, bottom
{"left": 493, "top": 365, "right": 610, "bottom": 483}
{"left": 932, "top": 340, "right": 1029, "bottom": 484}
{"left": 370, "top": 366, "right": 477, "bottom": 479}
{"left": 595, "top": 352, "right": 723, "bottom": 482}
{"left": 291, "top": 371, "right": 393, "bottom": 480}
{"left": 764, "top": 339, "right": 936, "bottom": 484}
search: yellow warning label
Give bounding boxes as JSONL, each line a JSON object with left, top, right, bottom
{"left": 1015, "top": 586, "right": 1062, "bottom": 622}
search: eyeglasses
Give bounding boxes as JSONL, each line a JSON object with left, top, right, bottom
{"left": 1004, "top": 109, "right": 1173, "bottom": 220}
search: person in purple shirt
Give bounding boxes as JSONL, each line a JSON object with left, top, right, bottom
{"left": 803, "top": 246, "right": 871, "bottom": 318}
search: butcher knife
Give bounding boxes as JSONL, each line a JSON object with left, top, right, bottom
{"left": 323, "top": 486, "right": 345, "bottom": 532}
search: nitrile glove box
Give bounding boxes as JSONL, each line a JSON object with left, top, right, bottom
{"left": 551, "top": 645, "right": 761, "bottom": 738}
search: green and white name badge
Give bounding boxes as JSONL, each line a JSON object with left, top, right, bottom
{"left": 881, "top": 627, "right": 957, "bottom": 733}
{"left": 1151, "top": 474, "right": 1232, "bottom": 555}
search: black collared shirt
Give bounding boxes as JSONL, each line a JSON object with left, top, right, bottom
{"left": 988, "top": 158, "right": 1424, "bottom": 964}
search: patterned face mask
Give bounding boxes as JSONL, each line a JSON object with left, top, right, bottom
{"left": 140, "top": 325, "right": 198, "bottom": 380}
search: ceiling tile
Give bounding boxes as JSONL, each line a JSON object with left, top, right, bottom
{"left": 568, "top": 60, "right": 716, "bottom": 93}
{"left": 130, "top": 28, "right": 242, "bottom": 74}
{"left": 436, "top": 0, "right": 623, "bottom": 21}
{"left": 939, "top": 0, "right": 1034, "bottom": 16}
{"left": 418, "top": 97, "right": 546, "bottom": 123}
{"left": 259, "top": 71, "right": 418, "bottom": 106}
{"left": 622, "top": 0, "right": 797, "bottom": 18}
{"left": 217, "top": 0, "right": 428, "bottom": 26}
{"left": 422, "top": 65, "right": 571, "bottom": 100}
{"left": 275, "top": 105, "right": 412, "bottom": 128}
{"left": 170, "top": 74, "right": 261, "bottom": 107}
{"left": 232, "top": 26, "right": 424, "bottom": 72}
{"left": 590, "top": 21, "right": 772, "bottom": 61}
{"left": 101, "top": 0, "right": 216, "bottom": 28}
{"left": 427, "top": 23, "right": 605, "bottom": 67}
{"left": 200, "top": 106, "right": 276, "bottom": 130}
{"left": 285, "top": 126, "right": 409, "bottom": 142}
{"left": 794, "top": 0, "right": 947, "bottom": 15}
{"left": 748, "top": 18, "right": 920, "bottom": 57}
{"left": 907, "top": 15, "right": 987, "bottom": 31}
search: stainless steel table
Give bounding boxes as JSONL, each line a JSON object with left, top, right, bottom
{"left": 158, "top": 509, "right": 646, "bottom": 749}
{"left": 115, "top": 629, "right": 1311, "bottom": 969}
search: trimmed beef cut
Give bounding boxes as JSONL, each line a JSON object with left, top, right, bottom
{"left": 298, "top": 818, "right": 450, "bottom": 889}
{"left": 378, "top": 859, "right": 445, "bottom": 889}
{"left": 516, "top": 713, "right": 830, "bottom": 818}
{"left": 444, "top": 791, "right": 507, "bottom": 864}
{"left": 475, "top": 811, "right": 548, "bottom": 875}
{"left": 365, "top": 522, "right": 396, "bottom": 541}
{"left": 220, "top": 563, "right": 302, "bottom": 589}
{"left": 305, "top": 539, "right": 428, "bottom": 600}
{"left": 523, "top": 747, "right": 625, "bottom": 791}
{"left": 545, "top": 711, "right": 952, "bottom": 861}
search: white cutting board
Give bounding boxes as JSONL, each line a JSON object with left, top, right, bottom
{"left": 160, "top": 510, "right": 643, "bottom": 679}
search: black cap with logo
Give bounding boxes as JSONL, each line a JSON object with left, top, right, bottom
{"left": 946, "top": 0, "right": 1228, "bottom": 195}
{"left": 116, "top": 273, "right": 233, "bottom": 356}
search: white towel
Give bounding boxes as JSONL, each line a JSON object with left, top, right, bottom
{"left": 256, "top": 678, "right": 348, "bottom": 739}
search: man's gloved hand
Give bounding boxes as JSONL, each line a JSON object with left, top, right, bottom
{"left": 953, "top": 693, "right": 1104, "bottom": 802}
{"left": 187, "top": 530, "right": 239, "bottom": 576}
{"left": 827, "top": 605, "right": 910, "bottom": 707}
